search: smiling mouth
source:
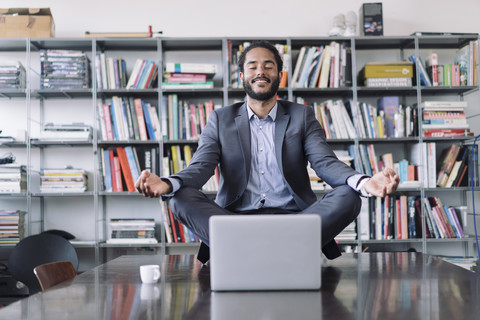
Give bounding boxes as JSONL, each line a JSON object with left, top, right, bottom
{"left": 252, "top": 77, "right": 270, "bottom": 83}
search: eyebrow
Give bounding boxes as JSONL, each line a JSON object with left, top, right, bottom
{"left": 246, "top": 60, "right": 276, "bottom": 66}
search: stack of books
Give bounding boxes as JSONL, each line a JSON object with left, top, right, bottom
{"left": 291, "top": 42, "right": 351, "bottom": 89}
{"left": 359, "top": 62, "right": 413, "bottom": 87}
{"left": 125, "top": 59, "right": 158, "bottom": 89}
{"left": 40, "top": 49, "right": 90, "bottom": 89}
{"left": 40, "top": 168, "right": 88, "bottom": 193}
{"left": 421, "top": 100, "right": 472, "bottom": 137}
{"left": 106, "top": 218, "right": 158, "bottom": 244}
{"left": 98, "top": 97, "right": 161, "bottom": 141}
{"left": 39, "top": 123, "right": 92, "bottom": 141}
{"left": 0, "top": 164, "right": 26, "bottom": 193}
{"left": 0, "top": 210, "right": 26, "bottom": 244}
{"left": 0, "top": 62, "right": 26, "bottom": 89}
{"left": 162, "top": 62, "right": 216, "bottom": 89}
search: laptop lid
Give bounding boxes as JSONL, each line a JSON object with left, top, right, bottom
{"left": 209, "top": 214, "right": 322, "bottom": 291}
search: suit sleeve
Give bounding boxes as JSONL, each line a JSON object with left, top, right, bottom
{"left": 170, "top": 110, "right": 220, "bottom": 189}
{"left": 302, "top": 106, "right": 359, "bottom": 187}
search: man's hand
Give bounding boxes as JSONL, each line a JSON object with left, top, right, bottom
{"left": 364, "top": 167, "right": 400, "bottom": 198}
{"left": 135, "top": 170, "right": 173, "bottom": 198}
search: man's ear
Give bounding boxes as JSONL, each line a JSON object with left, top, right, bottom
{"left": 239, "top": 71, "right": 244, "bottom": 82}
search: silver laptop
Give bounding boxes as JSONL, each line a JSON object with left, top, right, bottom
{"left": 209, "top": 214, "right": 322, "bottom": 291}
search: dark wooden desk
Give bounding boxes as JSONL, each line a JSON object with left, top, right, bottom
{"left": 0, "top": 252, "right": 478, "bottom": 319}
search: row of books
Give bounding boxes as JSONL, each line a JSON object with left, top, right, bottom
{"left": 0, "top": 164, "right": 26, "bottom": 193}
{"left": 435, "top": 144, "right": 478, "bottom": 188}
{"left": 94, "top": 55, "right": 158, "bottom": 90}
{"left": 409, "top": 41, "right": 478, "bottom": 87}
{"left": 360, "top": 194, "right": 465, "bottom": 241}
{"left": 100, "top": 146, "right": 159, "bottom": 193}
{"left": 106, "top": 218, "right": 157, "bottom": 244}
{"left": 162, "top": 62, "right": 216, "bottom": 89}
{"left": 98, "top": 97, "right": 161, "bottom": 141}
{"left": 162, "top": 94, "right": 219, "bottom": 141}
{"left": 164, "top": 144, "right": 219, "bottom": 192}
{"left": 160, "top": 201, "right": 199, "bottom": 244}
{"left": 292, "top": 42, "right": 351, "bottom": 89}
{"left": 420, "top": 100, "right": 472, "bottom": 137}
{"left": 349, "top": 146, "right": 420, "bottom": 188}
{"left": 0, "top": 62, "right": 26, "bottom": 89}
{"left": 40, "top": 168, "right": 87, "bottom": 193}
{"left": 0, "top": 210, "right": 25, "bottom": 244}
{"left": 228, "top": 41, "right": 289, "bottom": 89}
{"left": 359, "top": 195, "right": 415, "bottom": 240}
{"left": 40, "top": 49, "right": 90, "bottom": 89}
{"left": 307, "top": 97, "right": 418, "bottom": 140}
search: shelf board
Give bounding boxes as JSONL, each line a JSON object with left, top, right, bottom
{"left": 31, "top": 140, "right": 93, "bottom": 146}
{"left": 165, "top": 242, "right": 201, "bottom": 248}
{"left": 97, "top": 88, "right": 159, "bottom": 97}
{"left": 31, "top": 191, "right": 94, "bottom": 197}
{"left": 161, "top": 38, "right": 223, "bottom": 51}
{"left": 357, "top": 86, "right": 418, "bottom": 96}
{"left": 361, "top": 239, "right": 424, "bottom": 244}
{"left": 0, "top": 192, "right": 27, "bottom": 198}
{"left": 99, "top": 191, "right": 143, "bottom": 196}
{"left": 95, "top": 38, "right": 158, "bottom": 51}
{"left": 34, "top": 89, "right": 93, "bottom": 99}
{"left": 353, "top": 36, "right": 416, "bottom": 50}
{"left": 97, "top": 140, "right": 160, "bottom": 146}
{"left": 99, "top": 242, "right": 162, "bottom": 248}
{"left": 358, "top": 137, "right": 419, "bottom": 143}
{"left": 0, "top": 141, "right": 27, "bottom": 148}
{"left": 0, "top": 89, "right": 27, "bottom": 99}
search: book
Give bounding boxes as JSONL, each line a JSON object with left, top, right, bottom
{"left": 425, "top": 53, "right": 439, "bottom": 86}
{"left": 409, "top": 54, "right": 432, "bottom": 86}
{"left": 116, "top": 147, "right": 136, "bottom": 192}
{"left": 436, "top": 144, "right": 461, "bottom": 187}
{"left": 377, "top": 96, "right": 399, "bottom": 138}
{"left": 164, "top": 63, "right": 217, "bottom": 75}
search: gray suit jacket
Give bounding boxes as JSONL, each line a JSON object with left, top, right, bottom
{"left": 172, "top": 100, "right": 359, "bottom": 211}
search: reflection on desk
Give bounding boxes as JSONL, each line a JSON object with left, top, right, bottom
{"left": 0, "top": 252, "right": 478, "bottom": 319}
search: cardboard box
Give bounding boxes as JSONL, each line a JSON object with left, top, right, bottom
{"left": 359, "top": 3, "right": 383, "bottom": 36}
{"left": 0, "top": 8, "right": 55, "bottom": 38}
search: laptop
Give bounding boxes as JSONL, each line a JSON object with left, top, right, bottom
{"left": 209, "top": 214, "right": 322, "bottom": 291}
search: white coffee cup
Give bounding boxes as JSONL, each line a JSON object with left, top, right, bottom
{"left": 140, "top": 264, "right": 161, "bottom": 284}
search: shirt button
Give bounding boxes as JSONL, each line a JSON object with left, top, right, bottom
{"left": 259, "top": 125, "right": 263, "bottom": 129}
{"left": 261, "top": 170, "right": 265, "bottom": 175}
{"left": 262, "top": 193, "right": 266, "bottom": 198}
{"left": 260, "top": 147, "right": 263, "bottom": 151}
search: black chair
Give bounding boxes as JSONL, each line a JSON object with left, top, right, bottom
{"left": 8, "top": 233, "right": 78, "bottom": 294}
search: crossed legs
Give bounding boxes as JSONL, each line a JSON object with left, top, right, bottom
{"left": 168, "top": 185, "right": 362, "bottom": 251}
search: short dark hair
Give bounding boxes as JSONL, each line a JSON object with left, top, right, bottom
{"left": 237, "top": 40, "right": 283, "bottom": 74}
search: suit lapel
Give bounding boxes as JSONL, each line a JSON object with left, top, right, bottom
{"left": 274, "top": 102, "right": 290, "bottom": 175}
{"left": 235, "top": 103, "right": 251, "bottom": 178}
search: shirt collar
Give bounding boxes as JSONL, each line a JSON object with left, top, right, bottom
{"left": 246, "top": 102, "right": 278, "bottom": 121}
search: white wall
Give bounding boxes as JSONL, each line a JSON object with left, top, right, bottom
{"left": 2, "top": 0, "right": 480, "bottom": 38}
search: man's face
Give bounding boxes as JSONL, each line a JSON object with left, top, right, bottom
{"left": 240, "top": 47, "right": 281, "bottom": 101}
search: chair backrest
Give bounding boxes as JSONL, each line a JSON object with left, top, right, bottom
{"left": 8, "top": 233, "right": 78, "bottom": 294}
{"left": 34, "top": 260, "right": 77, "bottom": 291}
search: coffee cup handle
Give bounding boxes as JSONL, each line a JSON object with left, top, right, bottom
{"left": 154, "top": 268, "right": 160, "bottom": 281}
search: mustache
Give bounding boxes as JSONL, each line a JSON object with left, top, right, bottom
{"left": 252, "top": 76, "right": 271, "bottom": 83}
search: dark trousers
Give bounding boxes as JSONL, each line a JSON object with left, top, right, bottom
{"left": 168, "top": 185, "right": 362, "bottom": 263}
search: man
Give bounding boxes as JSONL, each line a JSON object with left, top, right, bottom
{"left": 136, "top": 40, "right": 399, "bottom": 263}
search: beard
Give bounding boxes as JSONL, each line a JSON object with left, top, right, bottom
{"left": 243, "top": 74, "right": 280, "bottom": 101}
